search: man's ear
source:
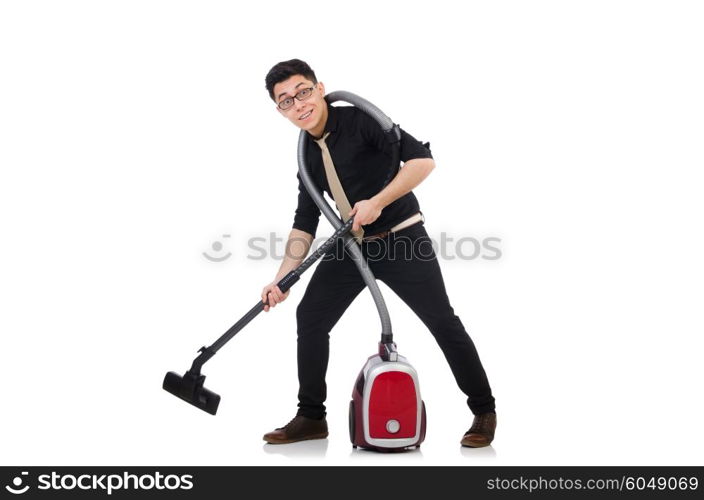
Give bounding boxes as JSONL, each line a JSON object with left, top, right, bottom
{"left": 318, "top": 81, "right": 325, "bottom": 95}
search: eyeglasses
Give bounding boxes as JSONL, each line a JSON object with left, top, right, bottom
{"left": 277, "top": 86, "right": 315, "bottom": 110}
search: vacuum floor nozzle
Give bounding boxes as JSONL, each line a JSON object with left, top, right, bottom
{"left": 163, "top": 371, "right": 221, "bottom": 415}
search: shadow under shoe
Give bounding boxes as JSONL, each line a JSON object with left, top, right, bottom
{"left": 263, "top": 415, "right": 329, "bottom": 444}
{"left": 461, "top": 412, "right": 496, "bottom": 448}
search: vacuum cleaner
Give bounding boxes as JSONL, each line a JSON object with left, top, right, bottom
{"left": 163, "top": 91, "right": 426, "bottom": 451}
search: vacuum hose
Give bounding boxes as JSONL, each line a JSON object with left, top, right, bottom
{"left": 297, "top": 91, "right": 401, "bottom": 345}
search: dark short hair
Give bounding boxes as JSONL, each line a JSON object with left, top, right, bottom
{"left": 265, "top": 59, "right": 318, "bottom": 101}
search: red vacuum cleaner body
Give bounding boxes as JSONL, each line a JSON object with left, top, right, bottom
{"left": 349, "top": 343, "right": 426, "bottom": 451}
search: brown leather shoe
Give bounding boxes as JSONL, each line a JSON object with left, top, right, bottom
{"left": 263, "top": 415, "right": 329, "bottom": 444}
{"left": 461, "top": 412, "right": 496, "bottom": 448}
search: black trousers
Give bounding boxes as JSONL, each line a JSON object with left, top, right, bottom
{"left": 295, "top": 222, "right": 496, "bottom": 419}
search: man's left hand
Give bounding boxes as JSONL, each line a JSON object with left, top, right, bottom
{"left": 349, "top": 199, "right": 383, "bottom": 232}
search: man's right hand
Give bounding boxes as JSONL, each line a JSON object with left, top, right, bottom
{"left": 261, "top": 280, "right": 290, "bottom": 312}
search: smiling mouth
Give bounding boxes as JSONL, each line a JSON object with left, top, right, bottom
{"left": 299, "top": 110, "right": 312, "bottom": 120}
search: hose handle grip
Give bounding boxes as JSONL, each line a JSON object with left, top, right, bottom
{"left": 276, "top": 271, "right": 300, "bottom": 294}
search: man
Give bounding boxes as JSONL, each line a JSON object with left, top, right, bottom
{"left": 260, "top": 59, "right": 496, "bottom": 447}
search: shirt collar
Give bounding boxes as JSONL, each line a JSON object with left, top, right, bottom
{"left": 324, "top": 103, "right": 338, "bottom": 134}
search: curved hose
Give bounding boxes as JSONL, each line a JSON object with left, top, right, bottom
{"left": 297, "top": 91, "right": 401, "bottom": 341}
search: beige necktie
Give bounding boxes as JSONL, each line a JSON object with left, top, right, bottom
{"left": 314, "top": 132, "right": 364, "bottom": 242}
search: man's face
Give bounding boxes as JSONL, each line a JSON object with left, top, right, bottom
{"left": 273, "top": 75, "right": 327, "bottom": 136}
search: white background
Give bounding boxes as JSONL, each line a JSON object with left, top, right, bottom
{"left": 1, "top": 0, "right": 702, "bottom": 466}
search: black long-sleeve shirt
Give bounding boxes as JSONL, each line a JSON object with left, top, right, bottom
{"left": 293, "top": 103, "right": 433, "bottom": 237}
